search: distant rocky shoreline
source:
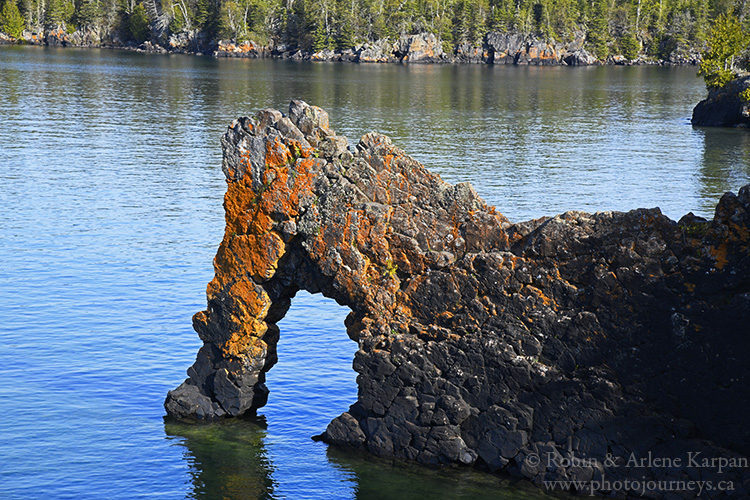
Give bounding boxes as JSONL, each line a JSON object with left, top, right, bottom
{"left": 1, "top": 29, "right": 701, "bottom": 67}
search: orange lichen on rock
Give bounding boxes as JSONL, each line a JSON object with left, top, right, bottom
{"left": 166, "top": 102, "right": 750, "bottom": 498}
{"left": 710, "top": 242, "right": 729, "bottom": 270}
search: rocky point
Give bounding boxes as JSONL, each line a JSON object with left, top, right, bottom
{"left": 692, "top": 74, "right": 750, "bottom": 127}
{"left": 166, "top": 101, "right": 750, "bottom": 496}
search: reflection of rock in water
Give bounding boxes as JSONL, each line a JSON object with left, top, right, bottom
{"left": 164, "top": 417, "right": 276, "bottom": 499}
{"left": 699, "top": 127, "right": 750, "bottom": 213}
{"left": 325, "top": 447, "right": 550, "bottom": 500}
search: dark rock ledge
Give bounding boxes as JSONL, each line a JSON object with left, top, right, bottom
{"left": 692, "top": 75, "right": 750, "bottom": 128}
{"left": 165, "top": 101, "right": 750, "bottom": 496}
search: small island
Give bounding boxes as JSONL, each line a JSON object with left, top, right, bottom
{"left": 692, "top": 13, "right": 750, "bottom": 127}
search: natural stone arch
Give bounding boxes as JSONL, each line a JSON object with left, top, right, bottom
{"left": 166, "top": 101, "right": 750, "bottom": 492}
{"left": 163, "top": 100, "right": 418, "bottom": 420}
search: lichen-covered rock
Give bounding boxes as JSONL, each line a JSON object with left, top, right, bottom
{"left": 214, "top": 39, "right": 267, "bottom": 58}
{"left": 483, "top": 31, "right": 587, "bottom": 66}
{"left": 484, "top": 31, "right": 527, "bottom": 64}
{"left": 355, "top": 40, "right": 398, "bottom": 63}
{"left": 166, "top": 101, "right": 750, "bottom": 496}
{"left": 395, "top": 33, "right": 447, "bottom": 63}
{"left": 45, "top": 29, "right": 70, "bottom": 47}
{"left": 515, "top": 39, "right": 562, "bottom": 65}
{"left": 453, "top": 42, "right": 485, "bottom": 63}
{"left": 692, "top": 75, "right": 750, "bottom": 127}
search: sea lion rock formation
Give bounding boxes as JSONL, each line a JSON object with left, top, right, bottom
{"left": 166, "top": 101, "right": 750, "bottom": 495}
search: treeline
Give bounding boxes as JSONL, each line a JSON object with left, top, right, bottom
{"left": 1, "top": 0, "right": 749, "bottom": 59}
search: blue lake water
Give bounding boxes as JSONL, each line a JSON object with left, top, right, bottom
{"left": 0, "top": 45, "right": 748, "bottom": 498}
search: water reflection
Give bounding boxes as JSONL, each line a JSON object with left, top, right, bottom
{"left": 697, "top": 127, "right": 750, "bottom": 215}
{"left": 325, "top": 447, "right": 555, "bottom": 499}
{"left": 165, "top": 417, "right": 277, "bottom": 499}
{"left": 163, "top": 416, "right": 556, "bottom": 500}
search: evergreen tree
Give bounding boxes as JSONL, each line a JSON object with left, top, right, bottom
{"left": 128, "top": 1, "right": 149, "bottom": 40}
{"left": 620, "top": 30, "right": 641, "bottom": 58}
{"left": 0, "top": 0, "right": 25, "bottom": 37}
{"left": 698, "top": 12, "right": 750, "bottom": 88}
{"left": 46, "top": 0, "right": 68, "bottom": 28}
{"left": 76, "top": 0, "right": 100, "bottom": 28}
{"left": 335, "top": 12, "right": 355, "bottom": 50}
{"left": 587, "top": 0, "right": 611, "bottom": 58}
{"left": 192, "top": 0, "right": 208, "bottom": 26}
{"left": 312, "top": 19, "right": 331, "bottom": 50}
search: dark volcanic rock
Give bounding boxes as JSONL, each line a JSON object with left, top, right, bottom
{"left": 166, "top": 101, "right": 750, "bottom": 497}
{"left": 692, "top": 75, "right": 750, "bottom": 127}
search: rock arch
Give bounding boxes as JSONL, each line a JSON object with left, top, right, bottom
{"left": 166, "top": 101, "right": 750, "bottom": 492}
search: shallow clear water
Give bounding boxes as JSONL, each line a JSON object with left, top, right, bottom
{"left": 0, "top": 45, "right": 748, "bottom": 499}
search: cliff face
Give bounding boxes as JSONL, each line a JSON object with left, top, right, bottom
{"left": 166, "top": 102, "right": 750, "bottom": 494}
{"left": 692, "top": 75, "right": 750, "bottom": 127}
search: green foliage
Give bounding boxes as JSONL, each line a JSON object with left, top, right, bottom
{"left": 335, "top": 15, "right": 355, "bottom": 50}
{"left": 0, "top": 0, "right": 24, "bottom": 37}
{"left": 698, "top": 12, "right": 750, "bottom": 89}
{"left": 586, "top": 0, "right": 610, "bottom": 59}
{"left": 740, "top": 87, "right": 750, "bottom": 103}
{"left": 75, "top": 0, "right": 100, "bottom": 28}
{"left": 1, "top": 0, "right": 745, "bottom": 68}
{"left": 45, "top": 0, "right": 68, "bottom": 28}
{"left": 312, "top": 20, "right": 331, "bottom": 51}
{"left": 193, "top": 0, "right": 209, "bottom": 26}
{"left": 128, "top": 2, "right": 149, "bottom": 42}
{"left": 620, "top": 31, "right": 640, "bottom": 59}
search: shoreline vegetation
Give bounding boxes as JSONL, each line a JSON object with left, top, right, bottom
{"left": 0, "top": 0, "right": 748, "bottom": 66}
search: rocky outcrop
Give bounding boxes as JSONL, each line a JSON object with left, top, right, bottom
{"left": 307, "top": 34, "right": 447, "bottom": 63}
{"left": 395, "top": 33, "right": 447, "bottom": 63}
{"left": 454, "top": 42, "right": 485, "bottom": 63}
{"left": 355, "top": 39, "right": 398, "bottom": 63}
{"left": 484, "top": 32, "right": 572, "bottom": 65}
{"left": 168, "top": 30, "right": 213, "bottom": 54}
{"left": 483, "top": 31, "right": 599, "bottom": 66}
{"left": 214, "top": 39, "right": 266, "bottom": 58}
{"left": 563, "top": 49, "right": 598, "bottom": 66}
{"left": 692, "top": 75, "right": 750, "bottom": 127}
{"left": 166, "top": 101, "right": 750, "bottom": 496}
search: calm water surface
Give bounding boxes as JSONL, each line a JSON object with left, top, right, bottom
{"left": 0, "top": 45, "right": 748, "bottom": 499}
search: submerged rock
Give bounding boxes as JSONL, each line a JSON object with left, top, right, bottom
{"left": 692, "top": 75, "right": 750, "bottom": 127}
{"left": 166, "top": 101, "right": 750, "bottom": 496}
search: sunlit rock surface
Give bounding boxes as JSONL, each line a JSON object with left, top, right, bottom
{"left": 166, "top": 101, "right": 749, "bottom": 495}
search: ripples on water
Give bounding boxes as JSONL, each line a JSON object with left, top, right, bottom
{"left": 0, "top": 45, "right": 748, "bottom": 499}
